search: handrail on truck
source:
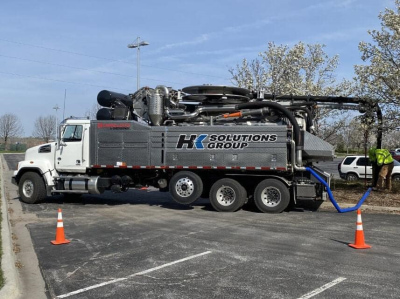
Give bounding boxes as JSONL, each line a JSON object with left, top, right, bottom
{"left": 305, "top": 167, "right": 371, "bottom": 213}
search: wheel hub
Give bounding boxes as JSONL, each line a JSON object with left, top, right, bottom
{"left": 261, "top": 187, "right": 281, "bottom": 207}
{"left": 175, "top": 178, "right": 194, "bottom": 197}
{"left": 216, "top": 186, "right": 236, "bottom": 206}
{"left": 22, "top": 180, "right": 34, "bottom": 198}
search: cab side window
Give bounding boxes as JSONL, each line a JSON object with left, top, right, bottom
{"left": 62, "top": 125, "right": 83, "bottom": 142}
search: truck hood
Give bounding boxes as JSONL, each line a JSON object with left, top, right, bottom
{"left": 24, "top": 142, "right": 56, "bottom": 161}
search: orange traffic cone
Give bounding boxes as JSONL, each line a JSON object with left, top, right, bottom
{"left": 348, "top": 209, "right": 371, "bottom": 249}
{"left": 51, "top": 208, "right": 70, "bottom": 245}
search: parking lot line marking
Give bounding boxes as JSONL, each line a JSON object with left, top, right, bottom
{"left": 57, "top": 251, "right": 212, "bottom": 298}
{"left": 297, "top": 277, "right": 346, "bottom": 299}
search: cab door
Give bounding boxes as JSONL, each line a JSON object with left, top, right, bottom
{"left": 55, "top": 124, "right": 90, "bottom": 173}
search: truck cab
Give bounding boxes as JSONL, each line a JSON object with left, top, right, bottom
{"left": 56, "top": 119, "right": 91, "bottom": 173}
{"left": 12, "top": 118, "right": 92, "bottom": 203}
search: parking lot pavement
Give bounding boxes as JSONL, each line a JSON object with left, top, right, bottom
{"left": 3, "top": 154, "right": 400, "bottom": 298}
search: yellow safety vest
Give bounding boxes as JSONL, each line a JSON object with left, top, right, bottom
{"left": 376, "top": 149, "right": 394, "bottom": 166}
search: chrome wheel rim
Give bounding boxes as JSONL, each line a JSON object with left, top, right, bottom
{"left": 216, "top": 186, "right": 236, "bottom": 206}
{"left": 260, "top": 187, "right": 281, "bottom": 207}
{"left": 22, "top": 179, "right": 34, "bottom": 198}
{"left": 175, "top": 177, "right": 194, "bottom": 197}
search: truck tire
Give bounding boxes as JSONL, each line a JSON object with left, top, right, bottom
{"left": 254, "top": 179, "right": 290, "bottom": 213}
{"left": 18, "top": 172, "right": 46, "bottom": 204}
{"left": 169, "top": 171, "right": 203, "bottom": 205}
{"left": 209, "top": 178, "right": 247, "bottom": 212}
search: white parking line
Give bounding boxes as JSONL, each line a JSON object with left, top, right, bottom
{"left": 57, "top": 251, "right": 212, "bottom": 298}
{"left": 297, "top": 277, "right": 347, "bottom": 299}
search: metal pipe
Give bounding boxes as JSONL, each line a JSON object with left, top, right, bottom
{"left": 236, "top": 101, "right": 303, "bottom": 150}
{"left": 165, "top": 105, "right": 237, "bottom": 120}
{"left": 155, "top": 85, "right": 169, "bottom": 98}
{"left": 290, "top": 140, "right": 306, "bottom": 171}
{"left": 287, "top": 106, "right": 313, "bottom": 132}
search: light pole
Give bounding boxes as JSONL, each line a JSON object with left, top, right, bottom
{"left": 128, "top": 37, "right": 149, "bottom": 90}
{"left": 53, "top": 104, "right": 60, "bottom": 140}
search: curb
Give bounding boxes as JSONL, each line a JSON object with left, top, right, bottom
{"left": 0, "top": 155, "right": 20, "bottom": 298}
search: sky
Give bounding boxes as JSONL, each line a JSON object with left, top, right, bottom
{"left": 0, "top": 0, "right": 395, "bottom": 136}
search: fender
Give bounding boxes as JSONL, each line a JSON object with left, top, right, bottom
{"left": 13, "top": 160, "right": 58, "bottom": 195}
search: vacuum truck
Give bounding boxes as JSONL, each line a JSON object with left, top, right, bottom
{"left": 12, "top": 85, "right": 381, "bottom": 213}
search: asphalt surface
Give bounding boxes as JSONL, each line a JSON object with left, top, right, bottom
{"left": 3, "top": 154, "right": 400, "bottom": 298}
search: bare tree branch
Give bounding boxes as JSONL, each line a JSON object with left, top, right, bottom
{"left": 0, "top": 114, "right": 23, "bottom": 149}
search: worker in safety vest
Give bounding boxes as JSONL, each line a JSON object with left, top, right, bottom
{"left": 373, "top": 148, "right": 395, "bottom": 191}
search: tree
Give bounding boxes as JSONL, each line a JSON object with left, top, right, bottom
{"left": 0, "top": 114, "right": 23, "bottom": 150}
{"left": 33, "top": 115, "right": 57, "bottom": 143}
{"left": 383, "top": 129, "right": 400, "bottom": 148}
{"left": 355, "top": 0, "right": 400, "bottom": 130}
{"left": 229, "top": 42, "right": 354, "bottom": 140}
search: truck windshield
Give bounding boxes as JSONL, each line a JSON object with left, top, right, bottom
{"left": 62, "top": 125, "right": 83, "bottom": 142}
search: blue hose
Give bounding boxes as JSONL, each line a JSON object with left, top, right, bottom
{"left": 305, "top": 167, "right": 371, "bottom": 213}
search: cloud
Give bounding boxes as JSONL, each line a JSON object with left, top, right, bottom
{"left": 150, "top": 0, "right": 357, "bottom": 56}
{"left": 152, "top": 34, "right": 210, "bottom": 53}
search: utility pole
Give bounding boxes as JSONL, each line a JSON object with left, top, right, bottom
{"left": 128, "top": 37, "right": 149, "bottom": 90}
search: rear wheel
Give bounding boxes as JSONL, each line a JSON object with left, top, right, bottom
{"left": 392, "top": 174, "right": 400, "bottom": 182}
{"left": 346, "top": 173, "right": 358, "bottom": 181}
{"left": 254, "top": 179, "right": 290, "bottom": 213}
{"left": 18, "top": 172, "right": 46, "bottom": 204}
{"left": 209, "top": 178, "right": 247, "bottom": 212}
{"left": 169, "top": 171, "right": 203, "bottom": 205}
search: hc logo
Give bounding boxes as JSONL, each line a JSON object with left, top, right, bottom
{"left": 176, "top": 134, "right": 208, "bottom": 149}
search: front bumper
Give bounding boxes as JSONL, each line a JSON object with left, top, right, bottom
{"left": 11, "top": 176, "right": 17, "bottom": 186}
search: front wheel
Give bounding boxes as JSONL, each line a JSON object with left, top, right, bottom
{"left": 209, "top": 178, "right": 247, "bottom": 212}
{"left": 254, "top": 179, "right": 290, "bottom": 213}
{"left": 169, "top": 171, "right": 203, "bottom": 205}
{"left": 18, "top": 172, "right": 46, "bottom": 204}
